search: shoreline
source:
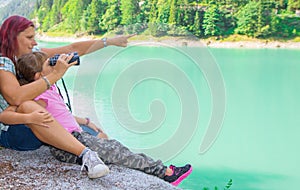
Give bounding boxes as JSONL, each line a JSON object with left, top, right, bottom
{"left": 0, "top": 146, "right": 179, "bottom": 190}
{"left": 36, "top": 34, "right": 300, "bottom": 49}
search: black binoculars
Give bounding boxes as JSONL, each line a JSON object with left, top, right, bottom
{"left": 49, "top": 52, "right": 80, "bottom": 66}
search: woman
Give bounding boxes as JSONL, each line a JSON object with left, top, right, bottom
{"left": 0, "top": 15, "right": 132, "bottom": 179}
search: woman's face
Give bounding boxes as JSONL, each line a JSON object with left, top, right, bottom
{"left": 16, "top": 26, "right": 37, "bottom": 57}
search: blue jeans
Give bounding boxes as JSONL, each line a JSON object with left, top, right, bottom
{"left": 0, "top": 124, "right": 43, "bottom": 151}
{"left": 80, "top": 124, "right": 99, "bottom": 136}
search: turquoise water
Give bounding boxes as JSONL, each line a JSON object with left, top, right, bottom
{"left": 40, "top": 41, "right": 300, "bottom": 190}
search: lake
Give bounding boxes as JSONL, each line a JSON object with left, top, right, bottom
{"left": 39, "top": 40, "right": 300, "bottom": 190}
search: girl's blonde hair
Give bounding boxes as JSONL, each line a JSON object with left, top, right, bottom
{"left": 16, "top": 51, "right": 48, "bottom": 85}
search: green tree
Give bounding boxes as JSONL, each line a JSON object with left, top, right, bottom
{"left": 288, "top": 0, "right": 300, "bottom": 11}
{"left": 235, "top": 1, "right": 259, "bottom": 37}
{"left": 100, "top": 0, "right": 121, "bottom": 32}
{"left": 61, "top": 0, "right": 89, "bottom": 33}
{"left": 169, "top": 0, "right": 177, "bottom": 24}
{"left": 256, "top": 0, "right": 276, "bottom": 37}
{"left": 138, "top": 0, "right": 151, "bottom": 23}
{"left": 203, "top": 4, "right": 221, "bottom": 36}
{"left": 156, "top": 0, "right": 170, "bottom": 23}
{"left": 236, "top": 0, "right": 275, "bottom": 38}
{"left": 36, "top": 0, "right": 53, "bottom": 31}
{"left": 48, "top": 0, "right": 67, "bottom": 26}
{"left": 120, "top": 0, "right": 139, "bottom": 25}
{"left": 191, "top": 10, "right": 203, "bottom": 37}
{"left": 148, "top": 0, "right": 158, "bottom": 23}
{"left": 276, "top": 0, "right": 288, "bottom": 8}
{"left": 86, "top": 0, "right": 104, "bottom": 33}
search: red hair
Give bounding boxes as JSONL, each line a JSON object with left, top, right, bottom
{"left": 0, "top": 15, "right": 34, "bottom": 62}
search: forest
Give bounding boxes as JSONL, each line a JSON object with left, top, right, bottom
{"left": 33, "top": 0, "right": 300, "bottom": 39}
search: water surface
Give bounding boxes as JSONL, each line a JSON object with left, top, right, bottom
{"left": 40, "top": 41, "right": 300, "bottom": 189}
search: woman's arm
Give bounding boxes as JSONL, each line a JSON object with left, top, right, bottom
{"left": 0, "top": 71, "right": 54, "bottom": 106}
{"left": 41, "top": 34, "right": 135, "bottom": 57}
{"left": 0, "top": 105, "right": 52, "bottom": 127}
{"left": 0, "top": 55, "right": 75, "bottom": 106}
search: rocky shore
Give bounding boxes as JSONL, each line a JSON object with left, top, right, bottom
{"left": 0, "top": 146, "right": 179, "bottom": 190}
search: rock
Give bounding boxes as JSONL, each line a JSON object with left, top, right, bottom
{"left": 0, "top": 146, "right": 179, "bottom": 190}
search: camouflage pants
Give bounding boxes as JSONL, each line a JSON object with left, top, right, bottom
{"left": 49, "top": 132, "right": 167, "bottom": 178}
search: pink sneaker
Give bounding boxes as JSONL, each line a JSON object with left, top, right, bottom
{"left": 164, "top": 164, "right": 193, "bottom": 186}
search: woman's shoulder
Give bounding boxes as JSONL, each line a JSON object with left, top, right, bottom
{"left": 0, "top": 56, "right": 14, "bottom": 65}
{"left": 0, "top": 56, "right": 15, "bottom": 74}
{"left": 0, "top": 55, "right": 13, "bottom": 62}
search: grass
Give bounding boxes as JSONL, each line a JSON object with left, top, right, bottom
{"left": 44, "top": 31, "right": 76, "bottom": 38}
{"left": 202, "top": 179, "right": 233, "bottom": 190}
{"left": 221, "top": 34, "right": 259, "bottom": 42}
{"left": 291, "top": 36, "right": 300, "bottom": 42}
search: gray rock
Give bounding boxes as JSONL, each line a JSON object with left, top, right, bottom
{"left": 0, "top": 146, "right": 179, "bottom": 190}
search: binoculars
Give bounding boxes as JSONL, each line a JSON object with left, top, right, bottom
{"left": 49, "top": 52, "right": 80, "bottom": 66}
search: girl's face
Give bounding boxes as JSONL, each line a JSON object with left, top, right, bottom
{"left": 16, "top": 26, "right": 37, "bottom": 57}
{"left": 41, "top": 58, "right": 53, "bottom": 76}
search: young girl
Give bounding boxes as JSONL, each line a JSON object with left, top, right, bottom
{"left": 15, "top": 51, "right": 192, "bottom": 186}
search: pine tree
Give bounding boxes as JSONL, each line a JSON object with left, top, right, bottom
{"left": 148, "top": 0, "right": 158, "bottom": 23}
{"left": 203, "top": 4, "right": 221, "bottom": 36}
{"left": 235, "top": 1, "right": 259, "bottom": 37}
{"left": 100, "top": 0, "right": 121, "bottom": 32}
{"left": 288, "top": 0, "right": 300, "bottom": 12}
{"left": 120, "top": 0, "right": 139, "bottom": 25}
{"left": 61, "top": 0, "right": 87, "bottom": 32}
{"left": 191, "top": 10, "right": 202, "bottom": 37}
{"left": 36, "top": 0, "right": 53, "bottom": 31}
{"left": 86, "top": 0, "right": 103, "bottom": 33}
{"left": 169, "top": 0, "right": 177, "bottom": 24}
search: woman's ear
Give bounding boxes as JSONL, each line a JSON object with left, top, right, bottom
{"left": 34, "top": 72, "right": 42, "bottom": 81}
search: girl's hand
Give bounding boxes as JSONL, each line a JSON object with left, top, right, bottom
{"left": 87, "top": 122, "right": 108, "bottom": 139}
{"left": 27, "top": 109, "right": 53, "bottom": 128}
{"left": 87, "top": 122, "right": 100, "bottom": 133}
{"left": 52, "top": 54, "right": 77, "bottom": 77}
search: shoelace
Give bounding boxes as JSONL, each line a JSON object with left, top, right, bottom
{"left": 80, "top": 151, "right": 104, "bottom": 171}
{"left": 173, "top": 167, "right": 182, "bottom": 176}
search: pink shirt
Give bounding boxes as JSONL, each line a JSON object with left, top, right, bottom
{"left": 35, "top": 85, "right": 82, "bottom": 133}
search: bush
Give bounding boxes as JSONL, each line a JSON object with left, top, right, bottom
{"left": 273, "top": 15, "right": 300, "bottom": 38}
{"left": 148, "top": 23, "right": 169, "bottom": 37}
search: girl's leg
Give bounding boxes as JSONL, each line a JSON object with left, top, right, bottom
{"left": 17, "top": 101, "right": 110, "bottom": 178}
{"left": 50, "top": 132, "right": 167, "bottom": 178}
{"left": 17, "top": 101, "right": 85, "bottom": 156}
{"left": 86, "top": 133, "right": 167, "bottom": 178}
{"left": 50, "top": 132, "right": 193, "bottom": 185}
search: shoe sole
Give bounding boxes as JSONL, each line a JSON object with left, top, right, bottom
{"left": 88, "top": 166, "right": 110, "bottom": 179}
{"left": 171, "top": 166, "right": 193, "bottom": 186}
